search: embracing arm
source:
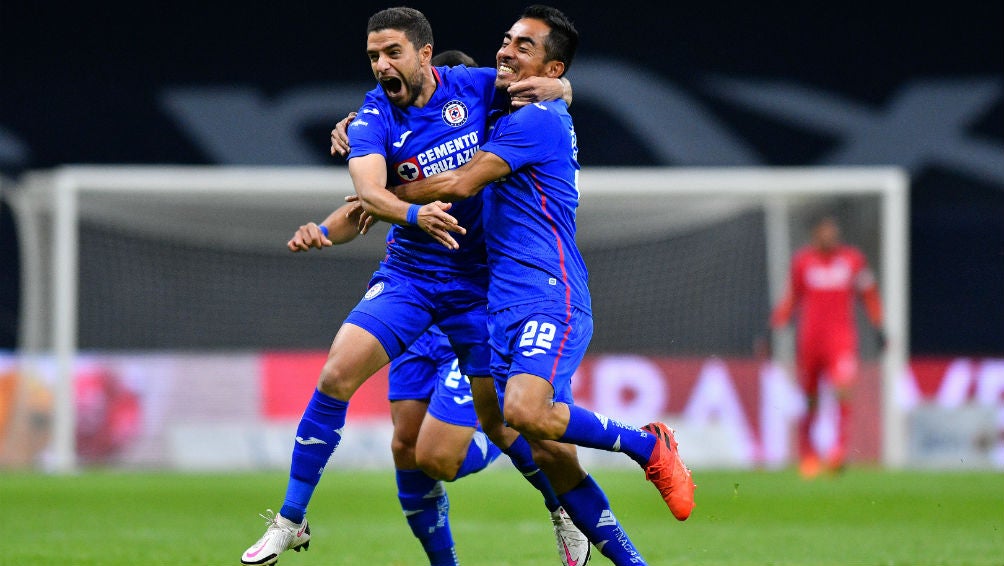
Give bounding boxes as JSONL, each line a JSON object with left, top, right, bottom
{"left": 394, "top": 150, "right": 512, "bottom": 204}
{"left": 349, "top": 153, "right": 470, "bottom": 250}
{"left": 508, "top": 76, "right": 573, "bottom": 108}
{"left": 349, "top": 153, "right": 416, "bottom": 225}
{"left": 560, "top": 77, "right": 573, "bottom": 106}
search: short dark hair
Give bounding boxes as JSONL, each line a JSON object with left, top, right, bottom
{"left": 811, "top": 213, "right": 840, "bottom": 229}
{"left": 367, "top": 7, "right": 434, "bottom": 51}
{"left": 520, "top": 5, "right": 578, "bottom": 74}
{"left": 432, "top": 49, "right": 478, "bottom": 67}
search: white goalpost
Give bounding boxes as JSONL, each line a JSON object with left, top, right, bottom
{"left": 8, "top": 165, "right": 909, "bottom": 472}
{"left": 576, "top": 167, "right": 909, "bottom": 468}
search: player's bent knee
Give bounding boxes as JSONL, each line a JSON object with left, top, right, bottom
{"left": 391, "top": 436, "right": 418, "bottom": 464}
{"left": 315, "top": 328, "right": 390, "bottom": 399}
{"left": 503, "top": 403, "right": 554, "bottom": 439}
{"left": 415, "top": 449, "right": 461, "bottom": 481}
{"left": 316, "top": 359, "right": 366, "bottom": 400}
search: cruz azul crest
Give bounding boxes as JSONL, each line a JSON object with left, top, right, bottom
{"left": 442, "top": 100, "right": 468, "bottom": 127}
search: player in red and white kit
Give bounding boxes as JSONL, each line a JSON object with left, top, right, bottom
{"left": 770, "top": 215, "right": 885, "bottom": 478}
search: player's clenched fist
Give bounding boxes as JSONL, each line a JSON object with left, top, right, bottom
{"left": 287, "top": 222, "right": 333, "bottom": 252}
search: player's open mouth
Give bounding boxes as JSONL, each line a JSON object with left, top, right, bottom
{"left": 380, "top": 76, "right": 404, "bottom": 97}
{"left": 497, "top": 63, "right": 516, "bottom": 76}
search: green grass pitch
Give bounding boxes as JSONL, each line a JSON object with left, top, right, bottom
{"left": 2, "top": 467, "right": 1002, "bottom": 565}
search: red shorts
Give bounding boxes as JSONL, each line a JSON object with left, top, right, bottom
{"left": 797, "top": 345, "right": 859, "bottom": 396}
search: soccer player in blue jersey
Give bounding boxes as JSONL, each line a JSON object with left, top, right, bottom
{"left": 392, "top": 6, "right": 698, "bottom": 564}
{"left": 282, "top": 196, "right": 505, "bottom": 565}
{"left": 241, "top": 10, "right": 587, "bottom": 566}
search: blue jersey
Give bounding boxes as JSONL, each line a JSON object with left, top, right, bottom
{"left": 347, "top": 65, "right": 497, "bottom": 276}
{"left": 480, "top": 100, "right": 590, "bottom": 313}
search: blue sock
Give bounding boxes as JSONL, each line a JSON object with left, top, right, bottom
{"left": 560, "top": 405, "right": 658, "bottom": 466}
{"left": 559, "top": 475, "right": 647, "bottom": 566}
{"left": 452, "top": 430, "right": 503, "bottom": 480}
{"left": 397, "top": 469, "right": 458, "bottom": 566}
{"left": 503, "top": 434, "right": 560, "bottom": 512}
{"left": 279, "top": 389, "right": 348, "bottom": 523}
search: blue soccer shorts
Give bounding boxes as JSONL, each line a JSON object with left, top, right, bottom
{"left": 388, "top": 326, "right": 479, "bottom": 428}
{"left": 344, "top": 261, "right": 491, "bottom": 377}
{"left": 488, "top": 302, "right": 593, "bottom": 409}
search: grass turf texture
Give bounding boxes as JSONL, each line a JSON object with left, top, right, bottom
{"left": 1, "top": 467, "right": 1001, "bottom": 565}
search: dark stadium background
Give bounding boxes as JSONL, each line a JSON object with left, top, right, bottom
{"left": 0, "top": 1, "right": 1001, "bottom": 354}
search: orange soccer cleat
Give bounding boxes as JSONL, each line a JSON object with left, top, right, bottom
{"left": 641, "top": 422, "right": 696, "bottom": 521}
{"left": 799, "top": 454, "right": 823, "bottom": 479}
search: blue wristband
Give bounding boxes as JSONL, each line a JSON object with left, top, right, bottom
{"left": 406, "top": 204, "right": 420, "bottom": 226}
{"left": 318, "top": 224, "right": 329, "bottom": 237}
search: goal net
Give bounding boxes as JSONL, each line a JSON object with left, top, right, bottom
{"left": 4, "top": 166, "right": 908, "bottom": 472}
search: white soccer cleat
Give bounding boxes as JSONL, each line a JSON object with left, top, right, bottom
{"left": 552, "top": 506, "right": 591, "bottom": 566}
{"left": 241, "top": 509, "right": 311, "bottom": 565}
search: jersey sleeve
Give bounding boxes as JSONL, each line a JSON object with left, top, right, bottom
{"left": 483, "top": 103, "right": 564, "bottom": 172}
{"left": 346, "top": 89, "right": 390, "bottom": 160}
{"left": 790, "top": 250, "right": 808, "bottom": 299}
{"left": 849, "top": 247, "right": 883, "bottom": 325}
{"left": 849, "top": 248, "right": 876, "bottom": 291}
{"left": 770, "top": 251, "right": 805, "bottom": 327}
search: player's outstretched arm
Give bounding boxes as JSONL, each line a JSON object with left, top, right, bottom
{"left": 394, "top": 150, "right": 512, "bottom": 204}
{"left": 287, "top": 202, "right": 368, "bottom": 252}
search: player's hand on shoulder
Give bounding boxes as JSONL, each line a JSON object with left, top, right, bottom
{"left": 330, "top": 112, "right": 357, "bottom": 157}
{"left": 287, "top": 222, "right": 332, "bottom": 252}
{"left": 418, "top": 201, "right": 466, "bottom": 250}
